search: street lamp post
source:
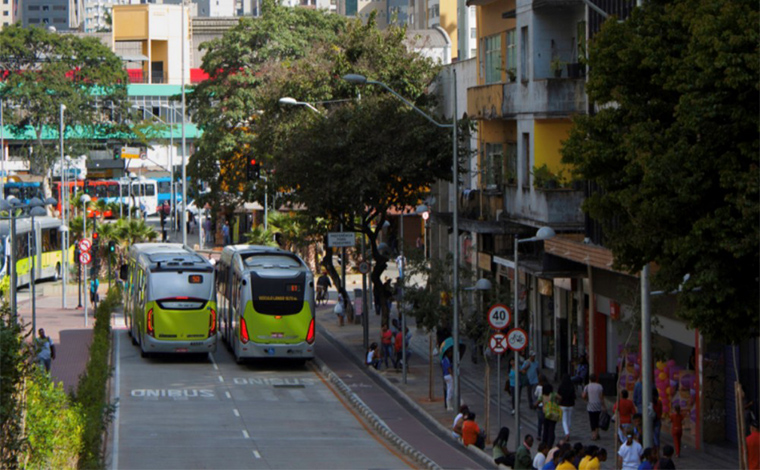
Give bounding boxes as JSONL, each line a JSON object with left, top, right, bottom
{"left": 81, "top": 194, "right": 91, "bottom": 327}
{"left": 342, "top": 72, "right": 463, "bottom": 407}
{"left": 513, "top": 226, "right": 555, "bottom": 440}
{"left": 28, "top": 199, "right": 48, "bottom": 336}
{"left": 60, "top": 104, "right": 67, "bottom": 308}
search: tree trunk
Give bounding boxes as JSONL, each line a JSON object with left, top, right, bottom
{"left": 321, "top": 246, "right": 352, "bottom": 317}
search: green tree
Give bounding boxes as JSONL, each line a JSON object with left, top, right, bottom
{"left": 0, "top": 26, "right": 132, "bottom": 200}
{"left": 256, "top": 19, "right": 452, "bottom": 324}
{"left": 561, "top": 0, "right": 759, "bottom": 343}
{"left": 187, "top": 0, "right": 347, "bottom": 211}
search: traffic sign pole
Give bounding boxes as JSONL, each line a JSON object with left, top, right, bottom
{"left": 487, "top": 304, "right": 512, "bottom": 433}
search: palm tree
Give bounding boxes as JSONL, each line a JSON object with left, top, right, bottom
{"left": 114, "top": 218, "right": 158, "bottom": 250}
{"left": 244, "top": 224, "right": 277, "bottom": 247}
{"left": 93, "top": 199, "right": 109, "bottom": 222}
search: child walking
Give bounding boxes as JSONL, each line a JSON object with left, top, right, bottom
{"left": 670, "top": 404, "right": 683, "bottom": 458}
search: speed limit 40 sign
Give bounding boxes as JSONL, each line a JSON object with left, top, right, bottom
{"left": 487, "top": 303, "right": 512, "bottom": 330}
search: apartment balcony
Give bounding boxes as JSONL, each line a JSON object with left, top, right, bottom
{"left": 467, "top": 83, "right": 504, "bottom": 119}
{"left": 503, "top": 78, "right": 586, "bottom": 117}
{"left": 503, "top": 184, "right": 584, "bottom": 230}
{"left": 461, "top": 189, "right": 504, "bottom": 221}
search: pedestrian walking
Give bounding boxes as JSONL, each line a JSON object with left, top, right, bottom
{"left": 670, "top": 404, "right": 683, "bottom": 458}
{"left": 203, "top": 217, "right": 213, "bottom": 245}
{"left": 442, "top": 347, "right": 454, "bottom": 411}
{"left": 222, "top": 220, "right": 231, "bottom": 246}
{"left": 35, "top": 328, "right": 55, "bottom": 373}
{"left": 333, "top": 293, "right": 346, "bottom": 327}
{"left": 493, "top": 426, "right": 515, "bottom": 467}
{"left": 381, "top": 325, "right": 394, "bottom": 369}
{"left": 535, "top": 374, "right": 548, "bottom": 440}
{"left": 394, "top": 327, "right": 403, "bottom": 369}
{"left": 651, "top": 389, "right": 663, "bottom": 448}
{"left": 558, "top": 374, "right": 576, "bottom": 441}
{"left": 618, "top": 430, "right": 643, "bottom": 470}
{"left": 507, "top": 357, "right": 523, "bottom": 414}
{"left": 365, "top": 342, "right": 380, "bottom": 369}
{"left": 571, "top": 355, "right": 589, "bottom": 388}
{"left": 521, "top": 350, "right": 539, "bottom": 408}
{"left": 582, "top": 373, "right": 606, "bottom": 441}
{"left": 540, "top": 383, "right": 561, "bottom": 448}
{"left": 90, "top": 278, "right": 100, "bottom": 310}
{"left": 514, "top": 434, "right": 534, "bottom": 470}
{"left": 614, "top": 389, "right": 637, "bottom": 443}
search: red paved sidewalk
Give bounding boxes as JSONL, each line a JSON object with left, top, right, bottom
{"left": 16, "top": 285, "right": 94, "bottom": 395}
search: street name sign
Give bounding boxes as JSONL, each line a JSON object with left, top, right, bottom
{"left": 487, "top": 303, "right": 512, "bottom": 330}
{"left": 327, "top": 232, "right": 356, "bottom": 248}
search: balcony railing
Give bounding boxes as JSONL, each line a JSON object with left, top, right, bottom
{"left": 467, "top": 83, "right": 504, "bottom": 119}
{"left": 503, "top": 184, "right": 584, "bottom": 230}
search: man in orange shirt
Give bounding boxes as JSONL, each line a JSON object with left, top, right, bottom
{"left": 747, "top": 420, "right": 760, "bottom": 470}
{"left": 462, "top": 412, "right": 483, "bottom": 449}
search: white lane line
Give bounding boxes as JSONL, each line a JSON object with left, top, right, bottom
{"left": 218, "top": 375, "right": 224, "bottom": 382}
{"left": 210, "top": 353, "right": 219, "bottom": 370}
{"left": 253, "top": 450, "right": 261, "bottom": 459}
{"left": 112, "top": 331, "right": 121, "bottom": 470}
{"left": 242, "top": 430, "right": 250, "bottom": 439}
{"left": 233, "top": 409, "right": 240, "bottom": 417}
{"left": 225, "top": 391, "right": 231, "bottom": 399}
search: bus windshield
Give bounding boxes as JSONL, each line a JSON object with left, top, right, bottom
{"left": 149, "top": 270, "right": 213, "bottom": 301}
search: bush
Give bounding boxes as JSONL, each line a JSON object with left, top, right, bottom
{"left": 73, "top": 286, "right": 120, "bottom": 469}
{"left": 23, "top": 370, "right": 84, "bottom": 469}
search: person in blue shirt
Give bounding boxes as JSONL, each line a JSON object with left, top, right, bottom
{"left": 521, "top": 350, "right": 540, "bottom": 409}
{"left": 442, "top": 348, "right": 453, "bottom": 411}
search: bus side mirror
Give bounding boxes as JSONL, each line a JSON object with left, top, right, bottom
{"left": 119, "top": 265, "right": 128, "bottom": 281}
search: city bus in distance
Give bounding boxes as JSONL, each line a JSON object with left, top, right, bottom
{"left": 216, "top": 245, "right": 315, "bottom": 363}
{"left": 121, "top": 243, "right": 217, "bottom": 358}
{"left": 0, "top": 216, "right": 73, "bottom": 288}
{"left": 150, "top": 176, "right": 184, "bottom": 207}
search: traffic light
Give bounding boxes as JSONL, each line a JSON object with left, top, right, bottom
{"left": 108, "top": 240, "right": 116, "bottom": 253}
{"left": 246, "top": 158, "right": 260, "bottom": 181}
{"left": 83, "top": 179, "right": 91, "bottom": 195}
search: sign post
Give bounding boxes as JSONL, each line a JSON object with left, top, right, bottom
{"left": 487, "top": 303, "right": 512, "bottom": 432}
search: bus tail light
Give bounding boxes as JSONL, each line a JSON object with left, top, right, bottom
{"left": 306, "top": 318, "right": 315, "bottom": 344}
{"left": 240, "top": 317, "right": 249, "bottom": 344}
{"left": 209, "top": 308, "right": 217, "bottom": 336}
{"left": 147, "top": 308, "right": 154, "bottom": 336}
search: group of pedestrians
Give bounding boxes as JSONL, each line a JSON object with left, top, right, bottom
{"left": 366, "top": 319, "right": 411, "bottom": 371}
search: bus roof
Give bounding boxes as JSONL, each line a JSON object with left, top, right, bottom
{"left": 129, "top": 243, "right": 213, "bottom": 272}
{"left": 0, "top": 216, "right": 62, "bottom": 236}
{"left": 219, "top": 244, "right": 308, "bottom": 272}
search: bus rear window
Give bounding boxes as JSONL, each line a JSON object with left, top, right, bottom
{"left": 250, "top": 272, "right": 305, "bottom": 315}
{"left": 150, "top": 271, "right": 212, "bottom": 301}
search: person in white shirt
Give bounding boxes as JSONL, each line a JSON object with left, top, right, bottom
{"left": 532, "top": 441, "right": 548, "bottom": 470}
{"left": 618, "top": 431, "right": 643, "bottom": 470}
{"left": 451, "top": 404, "right": 469, "bottom": 440}
{"left": 366, "top": 342, "right": 380, "bottom": 369}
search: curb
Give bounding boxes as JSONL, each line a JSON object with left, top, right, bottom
{"left": 311, "top": 356, "right": 441, "bottom": 470}
{"left": 316, "top": 323, "right": 496, "bottom": 469}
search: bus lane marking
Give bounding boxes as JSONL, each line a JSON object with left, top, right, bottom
{"left": 253, "top": 450, "right": 261, "bottom": 459}
{"left": 242, "top": 430, "right": 250, "bottom": 439}
{"left": 233, "top": 409, "right": 240, "bottom": 417}
{"left": 225, "top": 391, "right": 231, "bottom": 399}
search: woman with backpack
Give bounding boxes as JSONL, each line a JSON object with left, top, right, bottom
{"left": 540, "top": 383, "right": 562, "bottom": 447}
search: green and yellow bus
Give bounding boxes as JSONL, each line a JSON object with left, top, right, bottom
{"left": 121, "top": 243, "right": 217, "bottom": 358}
{"left": 216, "top": 245, "right": 315, "bottom": 363}
{"left": 0, "top": 216, "right": 73, "bottom": 290}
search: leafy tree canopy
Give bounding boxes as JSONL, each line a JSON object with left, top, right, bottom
{"left": 561, "top": 0, "right": 759, "bottom": 343}
{"left": 0, "top": 25, "right": 131, "bottom": 186}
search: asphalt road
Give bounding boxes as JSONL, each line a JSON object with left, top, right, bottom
{"left": 109, "top": 328, "right": 413, "bottom": 470}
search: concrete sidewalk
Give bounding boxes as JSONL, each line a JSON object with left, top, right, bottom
{"left": 318, "top": 266, "right": 739, "bottom": 470}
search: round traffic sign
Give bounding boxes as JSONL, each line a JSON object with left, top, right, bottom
{"left": 79, "top": 251, "right": 92, "bottom": 265}
{"left": 507, "top": 328, "right": 528, "bottom": 352}
{"left": 78, "top": 238, "right": 92, "bottom": 253}
{"left": 358, "top": 261, "right": 370, "bottom": 274}
{"left": 487, "top": 303, "right": 512, "bottom": 330}
{"left": 489, "top": 333, "right": 508, "bottom": 355}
